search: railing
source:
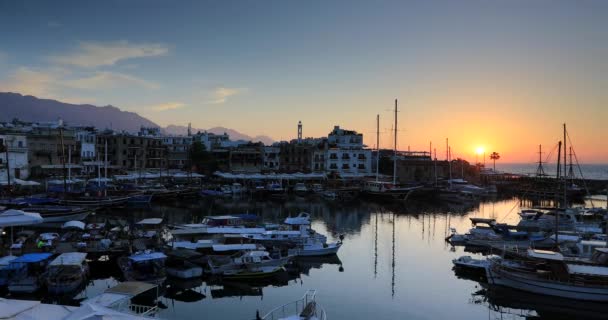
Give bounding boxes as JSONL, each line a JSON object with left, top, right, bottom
{"left": 262, "top": 290, "right": 326, "bottom": 320}
{"left": 130, "top": 304, "right": 159, "bottom": 317}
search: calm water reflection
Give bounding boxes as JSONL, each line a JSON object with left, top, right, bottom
{"left": 23, "top": 196, "right": 608, "bottom": 319}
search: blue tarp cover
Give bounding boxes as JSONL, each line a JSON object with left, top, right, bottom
{"left": 129, "top": 252, "right": 167, "bottom": 262}
{"left": 11, "top": 253, "right": 53, "bottom": 263}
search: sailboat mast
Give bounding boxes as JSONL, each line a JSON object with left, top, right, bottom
{"left": 393, "top": 99, "right": 397, "bottom": 185}
{"left": 68, "top": 145, "right": 71, "bottom": 182}
{"left": 104, "top": 138, "right": 108, "bottom": 197}
{"left": 376, "top": 114, "right": 380, "bottom": 182}
{"left": 563, "top": 123, "right": 567, "bottom": 208}
{"left": 59, "top": 125, "right": 67, "bottom": 196}
{"left": 555, "top": 140, "right": 562, "bottom": 244}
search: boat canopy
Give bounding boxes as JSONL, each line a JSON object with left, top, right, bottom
{"left": 469, "top": 218, "right": 496, "bottom": 225}
{"left": 11, "top": 253, "right": 53, "bottom": 263}
{"left": 566, "top": 264, "right": 608, "bottom": 277}
{"left": 527, "top": 249, "right": 564, "bottom": 261}
{"left": 0, "top": 209, "right": 43, "bottom": 227}
{"left": 62, "top": 220, "right": 85, "bottom": 230}
{"left": 212, "top": 244, "right": 258, "bottom": 252}
{"left": 136, "top": 218, "right": 163, "bottom": 225}
{"left": 129, "top": 252, "right": 167, "bottom": 262}
{"left": 49, "top": 252, "right": 87, "bottom": 267}
{"left": 284, "top": 212, "right": 311, "bottom": 225}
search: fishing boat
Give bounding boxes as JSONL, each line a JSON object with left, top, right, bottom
{"left": 127, "top": 193, "right": 154, "bottom": 204}
{"left": 45, "top": 252, "right": 89, "bottom": 295}
{"left": 362, "top": 181, "right": 422, "bottom": 200}
{"left": 8, "top": 253, "right": 54, "bottom": 293}
{"left": 118, "top": 251, "right": 167, "bottom": 285}
{"left": 207, "top": 250, "right": 290, "bottom": 275}
{"left": 0, "top": 256, "right": 17, "bottom": 287}
{"left": 486, "top": 249, "right": 608, "bottom": 301}
{"left": 260, "top": 289, "right": 326, "bottom": 320}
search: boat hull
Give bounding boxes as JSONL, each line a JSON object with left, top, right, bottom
{"left": 487, "top": 265, "right": 608, "bottom": 302}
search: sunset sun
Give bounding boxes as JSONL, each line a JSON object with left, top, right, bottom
{"left": 475, "top": 146, "right": 485, "bottom": 155}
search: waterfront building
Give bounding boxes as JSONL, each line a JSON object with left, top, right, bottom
{"left": 162, "top": 135, "right": 193, "bottom": 169}
{"left": 193, "top": 131, "right": 231, "bottom": 151}
{"left": 263, "top": 146, "right": 280, "bottom": 171}
{"left": 0, "top": 134, "right": 29, "bottom": 180}
{"left": 229, "top": 143, "right": 264, "bottom": 173}
{"left": 96, "top": 132, "right": 166, "bottom": 171}
{"left": 325, "top": 126, "right": 372, "bottom": 177}
{"left": 27, "top": 126, "right": 81, "bottom": 177}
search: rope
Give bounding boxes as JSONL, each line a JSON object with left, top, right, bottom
{"left": 566, "top": 130, "right": 594, "bottom": 207}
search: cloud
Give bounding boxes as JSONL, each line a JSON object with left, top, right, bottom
{"left": 50, "top": 40, "right": 169, "bottom": 68}
{"left": 0, "top": 67, "right": 57, "bottom": 97}
{"left": 151, "top": 102, "right": 186, "bottom": 111}
{"left": 209, "top": 87, "right": 247, "bottom": 104}
{"left": 64, "top": 71, "right": 160, "bottom": 90}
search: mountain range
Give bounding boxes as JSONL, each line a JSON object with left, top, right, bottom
{"left": 0, "top": 92, "right": 274, "bottom": 144}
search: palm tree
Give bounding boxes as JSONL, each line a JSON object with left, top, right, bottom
{"left": 490, "top": 152, "right": 500, "bottom": 171}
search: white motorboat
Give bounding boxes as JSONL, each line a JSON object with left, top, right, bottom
{"left": 452, "top": 255, "right": 489, "bottom": 270}
{"left": 290, "top": 237, "right": 342, "bottom": 257}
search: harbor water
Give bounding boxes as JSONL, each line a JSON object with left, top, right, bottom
{"left": 9, "top": 196, "right": 599, "bottom": 320}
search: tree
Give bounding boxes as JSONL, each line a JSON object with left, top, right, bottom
{"left": 490, "top": 152, "right": 500, "bottom": 171}
{"left": 189, "top": 141, "right": 218, "bottom": 175}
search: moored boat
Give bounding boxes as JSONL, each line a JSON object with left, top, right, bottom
{"left": 45, "top": 252, "right": 89, "bottom": 295}
{"left": 8, "top": 253, "right": 54, "bottom": 294}
{"left": 118, "top": 251, "right": 167, "bottom": 285}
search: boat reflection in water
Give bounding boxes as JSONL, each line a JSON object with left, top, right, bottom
{"left": 472, "top": 285, "right": 607, "bottom": 320}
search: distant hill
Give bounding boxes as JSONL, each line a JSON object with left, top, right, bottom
{"left": 164, "top": 125, "right": 274, "bottom": 145}
{"left": 0, "top": 92, "right": 275, "bottom": 144}
{"left": 0, "top": 92, "right": 159, "bottom": 131}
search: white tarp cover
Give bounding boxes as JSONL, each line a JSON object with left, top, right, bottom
{"left": 136, "top": 218, "right": 163, "bottom": 225}
{"left": 63, "top": 220, "right": 86, "bottom": 230}
{"left": 49, "top": 252, "right": 87, "bottom": 267}
{"left": 567, "top": 264, "right": 608, "bottom": 276}
{"left": 0, "top": 298, "right": 76, "bottom": 320}
{"left": 0, "top": 210, "right": 43, "bottom": 227}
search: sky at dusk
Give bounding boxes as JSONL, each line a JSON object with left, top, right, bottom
{"left": 0, "top": 0, "right": 607, "bottom": 163}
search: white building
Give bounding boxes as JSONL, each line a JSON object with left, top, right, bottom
{"left": 0, "top": 134, "right": 29, "bottom": 180}
{"left": 325, "top": 126, "right": 372, "bottom": 176}
{"left": 263, "top": 146, "right": 280, "bottom": 171}
{"left": 193, "top": 131, "right": 231, "bottom": 151}
{"left": 75, "top": 130, "right": 96, "bottom": 160}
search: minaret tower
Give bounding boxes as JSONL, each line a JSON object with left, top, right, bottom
{"left": 297, "top": 121, "right": 302, "bottom": 143}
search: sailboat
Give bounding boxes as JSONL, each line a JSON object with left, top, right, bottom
{"left": 363, "top": 100, "right": 422, "bottom": 200}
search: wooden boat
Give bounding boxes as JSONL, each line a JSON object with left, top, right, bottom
{"left": 45, "top": 252, "right": 89, "bottom": 295}
{"left": 21, "top": 205, "right": 91, "bottom": 223}
{"left": 57, "top": 195, "right": 131, "bottom": 207}
{"left": 486, "top": 249, "right": 608, "bottom": 301}
{"left": 118, "top": 251, "right": 167, "bottom": 285}
{"left": 8, "top": 253, "right": 54, "bottom": 293}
